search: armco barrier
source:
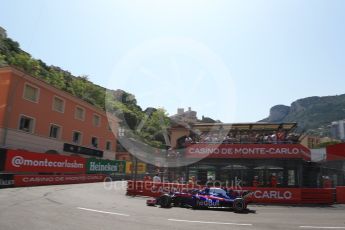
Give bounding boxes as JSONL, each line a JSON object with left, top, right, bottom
{"left": 336, "top": 187, "right": 345, "bottom": 204}
{"left": 127, "top": 181, "right": 337, "bottom": 204}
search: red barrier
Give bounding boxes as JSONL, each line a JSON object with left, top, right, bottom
{"left": 4, "top": 150, "right": 86, "bottom": 173}
{"left": 336, "top": 187, "right": 345, "bottom": 204}
{"left": 127, "top": 181, "right": 336, "bottom": 204}
{"left": 14, "top": 174, "right": 106, "bottom": 187}
{"left": 301, "top": 188, "right": 335, "bottom": 204}
{"left": 241, "top": 187, "right": 301, "bottom": 204}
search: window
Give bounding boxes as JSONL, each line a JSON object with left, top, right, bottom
{"left": 72, "top": 131, "right": 82, "bottom": 144}
{"left": 23, "top": 83, "right": 39, "bottom": 102}
{"left": 49, "top": 124, "right": 61, "bottom": 139}
{"left": 106, "top": 141, "right": 112, "bottom": 151}
{"left": 52, "top": 96, "right": 65, "bottom": 113}
{"left": 93, "top": 114, "right": 101, "bottom": 127}
{"left": 91, "top": 137, "right": 98, "bottom": 148}
{"left": 75, "top": 107, "right": 85, "bottom": 121}
{"left": 19, "top": 115, "right": 35, "bottom": 133}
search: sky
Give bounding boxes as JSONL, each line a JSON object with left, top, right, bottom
{"left": 1, "top": 0, "right": 345, "bottom": 123}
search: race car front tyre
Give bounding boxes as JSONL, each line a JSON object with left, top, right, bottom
{"left": 159, "top": 194, "right": 172, "bottom": 208}
{"left": 233, "top": 198, "right": 245, "bottom": 212}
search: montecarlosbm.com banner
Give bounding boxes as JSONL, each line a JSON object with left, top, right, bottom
{"left": 186, "top": 144, "right": 311, "bottom": 160}
{"left": 3, "top": 150, "right": 86, "bottom": 173}
{"left": 14, "top": 174, "right": 106, "bottom": 187}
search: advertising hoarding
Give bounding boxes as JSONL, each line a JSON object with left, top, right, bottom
{"left": 4, "top": 150, "right": 86, "bottom": 173}
{"left": 14, "top": 174, "right": 106, "bottom": 187}
{"left": 126, "top": 162, "right": 147, "bottom": 174}
{"left": 186, "top": 144, "right": 311, "bottom": 160}
{"left": 63, "top": 143, "right": 103, "bottom": 158}
{"left": 86, "top": 158, "right": 126, "bottom": 174}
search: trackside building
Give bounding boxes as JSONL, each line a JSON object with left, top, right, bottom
{"left": 168, "top": 123, "right": 345, "bottom": 188}
{"left": 0, "top": 67, "right": 119, "bottom": 159}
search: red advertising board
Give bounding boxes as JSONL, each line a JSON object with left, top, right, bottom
{"left": 4, "top": 150, "right": 87, "bottom": 173}
{"left": 326, "top": 143, "right": 345, "bottom": 161}
{"left": 186, "top": 144, "right": 311, "bottom": 160}
{"left": 336, "top": 187, "right": 345, "bottom": 204}
{"left": 241, "top": 187, "right": 302, "bottom": 204}
{"left": 14, "top": 174, "right": 106, "bottom": 187}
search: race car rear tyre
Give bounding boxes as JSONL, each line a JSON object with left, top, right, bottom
{"left": 241, "top": 191, "right": 249, "bottom": 197}
{"left": 233, "top": 198, "right": 245, "bottom": 212}
{"left": 173, "top": 197, "right": 182, "bottom": 207}
{"left": 159, "top": 194, "right": 172, "bottom": 208}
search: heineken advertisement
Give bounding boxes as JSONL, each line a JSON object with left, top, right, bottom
{"left": 86, "top": 159, "right": 126, "bottom": 174}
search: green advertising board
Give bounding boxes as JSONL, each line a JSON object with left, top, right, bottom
{"left": 86, "top": 158, "right": 126, "bottom": 174}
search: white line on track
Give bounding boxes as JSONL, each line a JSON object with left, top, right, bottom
{"left": 77, "top": 207, "right": 130, "bottom": 217}
{"left": 300, "top": 227, "right": 345, "bottom": 229}
{"left": 168, "top": 218, "right": 252, "bottom": 226}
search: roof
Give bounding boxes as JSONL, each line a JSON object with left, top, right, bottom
{"left": 190, "top": 122, "right": 297, "bottom": 132}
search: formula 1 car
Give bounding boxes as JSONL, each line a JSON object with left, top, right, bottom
{"left": 146, "top": 187, "right": 252, "bottom": 212}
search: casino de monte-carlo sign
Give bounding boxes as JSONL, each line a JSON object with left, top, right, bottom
{"left": 185, "top": 144, "right": 311, "bottom": 161}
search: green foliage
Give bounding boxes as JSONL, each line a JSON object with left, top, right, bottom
{"left": 0, "top": 54, "right": 6, "bottom": 66}
{"left": 0, "top": 35, "right": 171, "bottom": 147}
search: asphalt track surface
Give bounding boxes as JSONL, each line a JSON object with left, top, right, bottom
{"left": 0, "top": 182, "right": 345, "bottom": 230}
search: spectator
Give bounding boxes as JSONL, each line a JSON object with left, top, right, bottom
{"left": 322, "top": 176, "right": 332, "bottom": 188}
{"left": 184, "top": 136, "right": 193, "bottom": 146}
{"left": 188, "top": 176, "right": 197, "bottom": 185}
{"left": 270, "top": 134, "right": 277, "bottom": 144}
{"left": 144, "top": 173, "right": 151, "bottom": 181}
{"left": 270, "top": 173, "right": 278, "bottom": 187}
{"left": 277, "top": 129, "right": 286, "bottom": 144}
{"left": 179, "top": 175, "right": 185, "bottom": 184}
{"left": 153, "top": 173, "right": 161, "bottom": 183}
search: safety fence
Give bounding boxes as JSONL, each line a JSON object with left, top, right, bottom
{"left": 127, "top": 181, "right": 343, "bottom": 205}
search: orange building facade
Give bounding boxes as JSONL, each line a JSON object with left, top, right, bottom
{"left": 0, "top": 67, "right": 119, "bottom": 159}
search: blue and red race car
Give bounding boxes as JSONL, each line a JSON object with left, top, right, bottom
{"left": 147, "top": 187, "right": 252, "bottom": 212}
